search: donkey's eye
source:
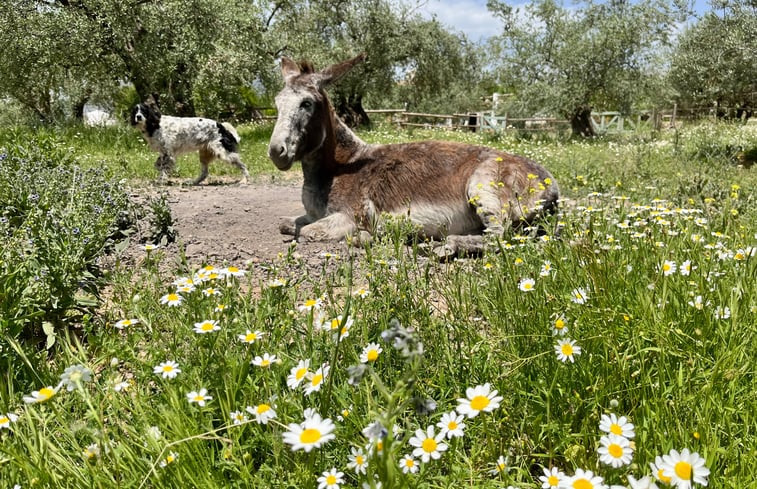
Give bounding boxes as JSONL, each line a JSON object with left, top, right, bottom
{"left": 300, "top": 100, "right": 313, "bottom": 110}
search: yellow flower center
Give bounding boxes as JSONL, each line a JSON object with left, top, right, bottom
{"left": 448, "top": 421, "right": 458, "bottom": 430}
{"left": 256, "top": 404, "right": 270, "bottom": 414}
{"left": 326, "top": 475, "right": 337, "bottom": 485}
{"left": 166, "top": 455, "right": 175, "bottom": 464}
{"left": 470, "top": 395, "right": 490, "bottom": 411}
{"left": 555, "top": 319, "right": 565, "bottom": 329}
{"left": 340, "top": 326, "right": 348, "bottom": 335}
{"left": 167, "top": 294, "right": 179, "bottom": 301}
{"left": 561, "top": 343, "right": 574, "bottom": 356}
{"left": 675, "top": 461, "right": 692, "bottom": 480}
{"left": 548, "top": 475, "right": 559, "bottom": 486}
{"left": 523, "top": 282, "right": 533, "bottom": 290}
{"left": 305, "top": 299, "right": 317, "bottom": 307}
{"left": 0, "top": 416, "right": 8, "bottom": 424}
{"left": 657, "top": 469, "right": 672, "bottom": 483}
{"left": 228, "top": 266, "right": 239, "bottom": 273}
{"left": 245, "top": 333, "right": 257, "bottom": 342}
{"left": 356, "top": 455, "right": 364, "bottom": 465}
{"left": 366, "top": 349, "right": 379, "bottom": 361}
{"left": 422, "top": 437, "right": 438, "bottom": 453}
{"left": 663, "top": 263, "right": 671, "bottom": 271}
{"left": 405, "top": 458, "right": 415, "bottom": 467}
{"left": 311, "top": 373, "right": 323, "bottom": 386}
{"left": 162, "top": 365, "right": 174, "bottom": 372}
{"left": 610, "top": 423, "right": 623, "bottom": 435}
{"left": 201, "top": 323, "right": 215, "bottom": 331}
{"left": 572, "top": 478, "right": 593, "bottom": 489}
{"left": 608, "top": 443, "right": 623, "bottom": 458}
{"left": 300, "top": 428, "right": 321, "bottom": 444}
{"left": 193, "top": 395, "right": 205, "bottom": 402}
{"left": 260, "top": 359, "right": 270, "bottom": 367}
{"left": 296, "top": 368, "right": 308, "bottom": 380}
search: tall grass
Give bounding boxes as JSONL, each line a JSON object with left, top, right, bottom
{"left": 0, "top": 121, "right": 754, "bottom": 488}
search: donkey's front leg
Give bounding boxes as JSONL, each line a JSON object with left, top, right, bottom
{"left": 297, "top": 212, "right": 358, "bottom": 242}
{"left": 280, "top": 215, "right": 313, "bottom": 237}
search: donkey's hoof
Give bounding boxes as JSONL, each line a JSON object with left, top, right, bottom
{"left": 279, "top": 219, "right": 298, "bottom": 236}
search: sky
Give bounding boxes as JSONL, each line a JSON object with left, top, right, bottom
{"left": 418, "top": 0, "right": 714, "bottom": 43}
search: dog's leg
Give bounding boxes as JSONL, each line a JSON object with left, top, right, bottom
{"left": 228, "top": 153, "right": 250, "bottom": 185}
{"left": 155, "top": 154, "right": 174, "bottom": 183}
{"left": 192, "top": 149, "right": 213, "bottom": 185}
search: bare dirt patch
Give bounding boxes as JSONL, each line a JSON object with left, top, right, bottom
{"left": 128, "top": 179, "right": 352, "bottom": 269}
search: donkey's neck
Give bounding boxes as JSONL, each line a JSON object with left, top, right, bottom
{"left": 302, "top": 107, "right": 368, "bottom": 172}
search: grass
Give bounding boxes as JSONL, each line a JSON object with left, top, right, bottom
{"left": 0, "top": 121, "right": 755, "bottom": 488}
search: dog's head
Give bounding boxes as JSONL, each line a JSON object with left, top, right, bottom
{"left": 130, "top": 94, "right": 161, "bottom": 136}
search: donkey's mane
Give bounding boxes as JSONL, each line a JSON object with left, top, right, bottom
{"left": 296, "top": 60, "right": 316, "bottom": 74}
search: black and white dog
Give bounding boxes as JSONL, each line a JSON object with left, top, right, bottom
{"left": 130, "top": 95, "right": 249, "bottom": 185}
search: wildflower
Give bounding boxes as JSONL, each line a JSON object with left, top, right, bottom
{"left": 282, "top": 410, "right": 336, "bottom": 452}
{"left": 304, "top": 364, "right": 330, "bottom": 395}
{"left": 193, "top": 319, "right": 220, "bottom": 334}
{"left": 247, "top": 403, "right": 277, "bottom": 425}
{"left": 650, "top": 455, "right": 674, "bottom": 484}
{"left": 114, "top": 318, "right": 139, "bottom": 329}
{"left": 714, "top": 306, "right": 731, "bottom": 320}
{"left": 570, "top": 287, "right": 589, "bottom": 304}
{"left": 299, "top": 297, "right": 323, "bottom": 312}
{"left": 159, "top": 451, "right": 178, "bottom": 468}
{"left": 113, "top": 379, "right": 129, "bottom": 392}
{"left": 147, "top": 426, "right": 162, "bottom": 441}
{"left": 327, "top": 315, "right": 353, "bottom": 341}
{"left": 252, "top": 353, "right": 279, "bottom": 368}
{"left": 360, "top": 343, "right": 383, "bottom": 363}
{"left": 186, "top": 388, "right": 212, "bottom": 407}
{"left": 400, "top": 454, "right": 419, "bottom": 474}
{"left": 539, "top": 466, "right": 565, "bottom": 488}
{"left": 23, "top": 385, "right": 60, "bottom": 404}
{"left": 0, "top": 412, "right": 18, "bottom": 429}
{"left": 599, "top": 413, "right": 636, "bottom": 438}
{"left": 176, "top": 284, "right": 196, "bottom": 294}
{"left": 555, "top": 338, "right": 581, "bottom": 363}
{"left": 354, "top": 287, "right": 370, "bottom": 298}
{"left": 202, "top": 287, "right": 221, "bottom": 297}
{"left": 456, "top": 383, "right": 503, "bottom": 418}
{"left": 142, "top": 244, "right": 159, "bottom": 252}
{"left": 490, "top": 455, "right": 507, "bottom": 475}
{"left": 230, "top": 410, "right": 249, "bottom": 425}
{"left": 552, "top": 315, "right": 569, "bottom": 336}
{"left": 214, "top": 304, "right": 228, "bottom": 313}
{"left": 287, "top": 359, "right": 310, "bottom": 389}
{"left": 688, "top": 296, "right": 706, "bottom": 310}
{"left": 563, "top": 468, "right": 608, "bottom": 489}
{"left": 540, "top": 261, "right": 554, "bottom": 277}
{"left": 221, "top": 266, "right": 246, "bottom": 278}
{"left": 60, "top": 364, "right": 93, "bottom": 391}
{"left": 153, "top": 360, "right": 181, "bottom": 379}
{"left": 317, "top": 468, "right": 345, "bottom": 489}
{"left": 346, "top": 364, "right": 368, "bottom": 385}
{"left": 437, "top": 411, "right": 465, "bottom": 439}
{"left": 661, "top": 260, "right": 677, "bottom": 276}
{"left": 159, "top": 293, "right": 183, "bottom": 306}
{"left": 519, "top": 277, "right": 536, "bottom": 292}
{"left": 598, "top": 434, "right": 634, "bottom": 467}
{"left": 83, "top": 443, "right": 101, "bottom": 460}
{"left": 658, "top": 448, "right": 710, "bottom": 489}
{"left": 347, "top": 447, "right": 368, "bottom": 475}
{"left": 680, "top": 260, "right": 693, "bottom": 276}
{"left": 627, "top": 475, "right": 660, "bottom": 489}
{"left": 239, "top": 329, "right": 264, "bottom": 344}
{"left": 268, "top": 278, "right": 286, "bottom": 288}
{"left": 409, "top": 425, "right": 447, "bottom": 463}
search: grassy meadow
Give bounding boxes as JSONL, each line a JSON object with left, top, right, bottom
{"left": 0, "top": 121, "right": 755, "bottom": 489}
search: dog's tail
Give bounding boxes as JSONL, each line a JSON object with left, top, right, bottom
{"left": 217, "top": 122, "right": 241, "bottom": 153}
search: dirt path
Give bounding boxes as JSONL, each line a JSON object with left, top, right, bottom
{"left": 138, "top": 180, "right": 351, "bottom": 268}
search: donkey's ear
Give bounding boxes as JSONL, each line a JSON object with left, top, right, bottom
{"left": 280, "top": 57, "right": 301, "bottom": 83}
{"left": 316, "top": 53, "right": 366, "bottom": 88}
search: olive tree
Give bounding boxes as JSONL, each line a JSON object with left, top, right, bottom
{"left": 486, "top": 0, "right": 684, "bottom": 136}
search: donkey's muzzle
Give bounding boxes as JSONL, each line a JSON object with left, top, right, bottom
{"left": 267, "top": 142, "right": 294, "bottom": 171}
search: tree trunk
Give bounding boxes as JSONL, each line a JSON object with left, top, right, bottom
{"left": 570, "top": 105, "right": 595, "bottom": 137}
{"left": 334, "top": 93, "right": 371, "bottom": 129}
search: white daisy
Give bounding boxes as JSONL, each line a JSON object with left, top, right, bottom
{"left": 230, "top": 410, "right": 249, "bottom": 425}
{"left": 59, "top": 364, "right": 92, "bottom": 391}
{"left": 540, "top": 261, "right": 554, "bottom": 277}
{"left": 238, "top": 329, "right": 264, "bottom": 344}
{"left": 153, "top": 360, "right": 181, "bottom": 379}
{"left": 159, "top": 451, "right": 178, "bottom": 467}
{"left": 408, "top": 425, "right": 447, "bottom": 463}
{"left": 714, "top": 306, "right": 731, "bottom": 320}
{"left": 456, "top": 383, "right": 503, "bottom": 418}
{"left": 658, "top": 448, "right": 710, "bottom": 489}
{"left": 347, "top": 447, "right": 368, "bottom": 475}
{"left": 554, "top": 338, "right": 581, "bottom": 363}
{"left": 299, "top": 297, "right": 323, "bottom": 312}
{"left": 399, "top": 454, "right": 419, "bottom": 474}
{"left": 570, "top": 287, "right": 589, "bottom": 304}
{"left": 679, "top": 260, "right": 693, "bottom": 276}
{"left": 186, "top": 388, "right": 212, "bottom": 407}
{"left": 599, "top": 413, "right": 635, "bottom": 439}
{"left": 627, "top": 475, "right": 660, "bottom": 489}
{"left": 246, "top": 402, "right": 277, "bottom": 424}
{"left": 360, "top": 343, "right": 383, "bottom": 363}
{"left": 519, "top": 277, "right": 536, "bottom": 292}
{"left": 221, "top": 266, "right": 246, "bottom": 278}
{"left": 0, "top": 412, "right": 18, "bottom": 429}
{"left": 539, "top": 466, "right": 565, "bottom": 488}
{"left": 317, "top": 467, "right": 344, "bottom": 489}
{"left": 563, "top": 468, "right": 608, "bottom": 489}
{"left": 193, "top": 319, "right": 220, "bottom": 334}
{"left": 251, "top": 353, "right": 279, "bottom": 368}
{"left": 661, "top": 260, "right": 677, "bottom": 276}
{"left": 490, "top": 455, "right": 507, "bottom": 475}
{"left": 304, "top": 364, "right": 329, "bottom": 396}
{"left": 114, "top": 318, "right": 139, "bottom": 329}
{"left": 23, "top": 384, "right": 60, "bottom": 404}
{"left": 436, "top": 410, "right": 465, "bottom": 439}
{"left": 552, "top": 315, "right": 569, "bottom": 336}
{"left": 282, "top": 411, "right": 336, "bottom": 452}
{"left": 598, "top": 434, "right": 634, "bottom": 467}
{"left": 287, "top": 359, "right": 311, "bottom": 389}
{"left": 159, "top": 293, "right": 183, "bottom": 306}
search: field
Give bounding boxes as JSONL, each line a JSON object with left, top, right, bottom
{"left": 0, "top": 121, "right": 755, "bottom": 489}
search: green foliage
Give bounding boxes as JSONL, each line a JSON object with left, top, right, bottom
{"left": 146, "top": 193, "right": 178, "bottom": 246}
{"left": 669, "top": 0, "right": 757, "bottom": 114}
{"left": 0, "top": 137, "right": 133, "bottom": 368}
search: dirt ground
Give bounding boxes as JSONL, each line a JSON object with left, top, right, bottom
{"left": 130, "top": 179, "right": 353, "bottom": 269}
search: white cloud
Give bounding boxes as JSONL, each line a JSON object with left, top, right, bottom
{"left": 418, "top": 0, "right": 503, "bottom": 42}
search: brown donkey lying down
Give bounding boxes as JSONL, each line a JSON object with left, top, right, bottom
{"left": 267, "top": 53, "right": 559, "bottom": 255}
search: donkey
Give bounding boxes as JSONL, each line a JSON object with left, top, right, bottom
{"left": 268, "top": 54, "right": 559, "bottom": 255}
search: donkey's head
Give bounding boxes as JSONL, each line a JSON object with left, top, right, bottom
{"left": 268, "top": 54, "right": 366, "bottom": 171}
